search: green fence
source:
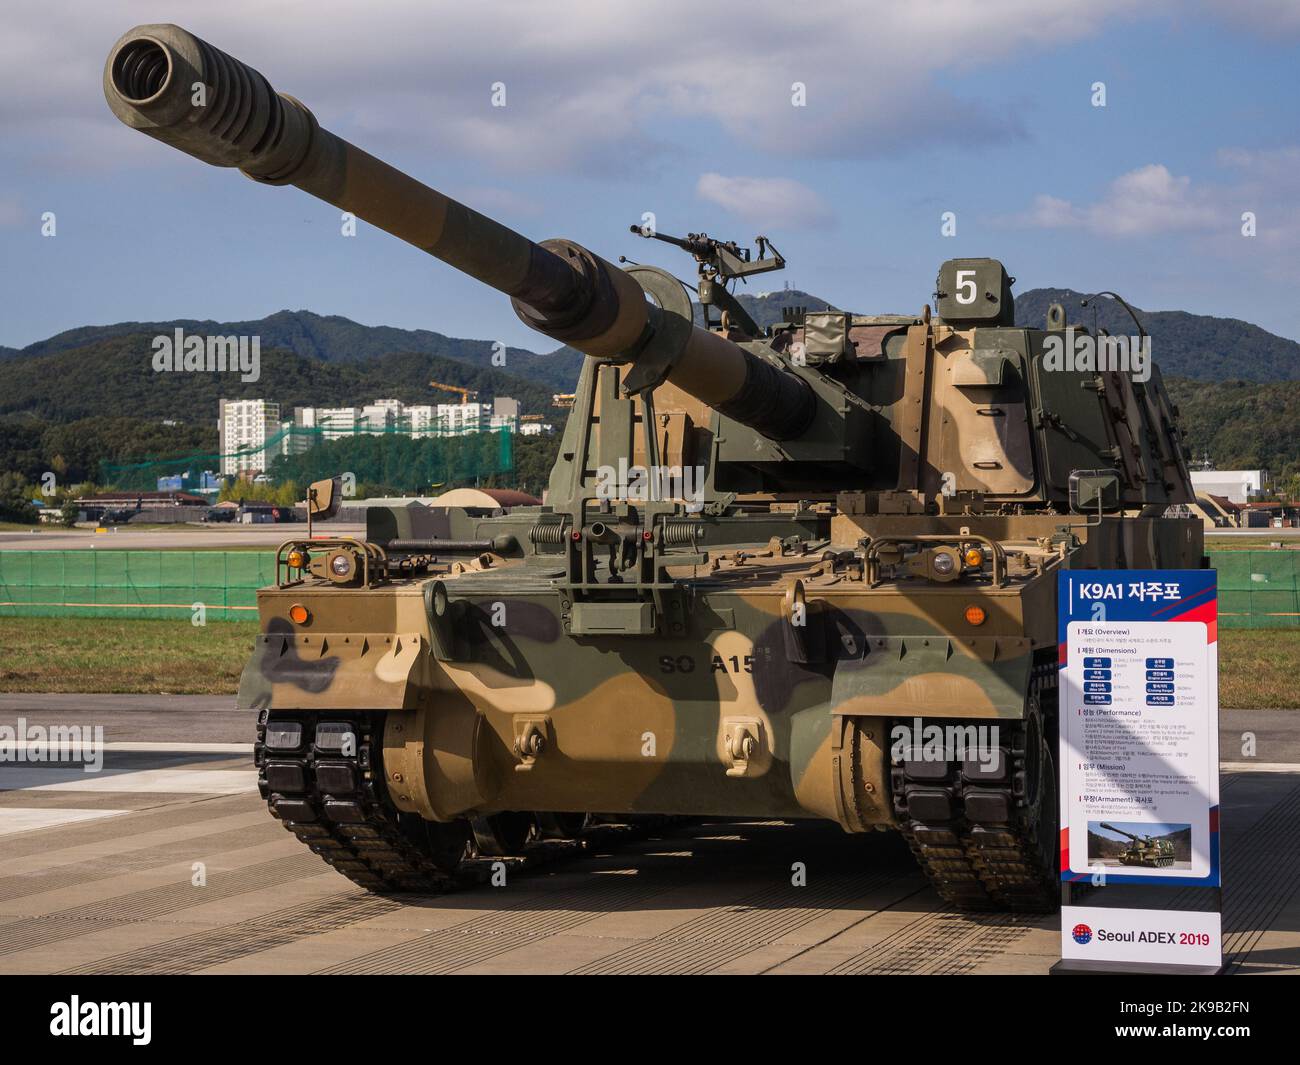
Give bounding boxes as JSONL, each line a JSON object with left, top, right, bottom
{"left": 1213, "top": 551, "right": 1300, "bottom": 629}
{"left": 0, "top": 548, "right": 1296, "bottom": 627}
{"left": 0, "top": 551, "right": 274, "bottom": 622}
{"left": 100, "top": 424, "right": 515, "bottom": 492}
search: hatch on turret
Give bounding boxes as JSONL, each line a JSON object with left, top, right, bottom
{"left": 935, "top": 258, "right": 1015, "bottom": 326}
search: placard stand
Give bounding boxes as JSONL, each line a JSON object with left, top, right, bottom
{"left": 1051, "top": 569, "right": 1223, "bottom": 976}
{"left": 1051, "top": 883, "right": 1224, "bottom": 975}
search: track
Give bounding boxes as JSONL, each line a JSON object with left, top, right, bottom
{"left": 256, "top": 710, "right": 681, "bottom": 895}
{"left": 893, "top": 668, "right": 1059, "bottom": 912}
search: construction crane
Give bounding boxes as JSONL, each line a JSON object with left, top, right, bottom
{"left": 429, "top": 380, "right": 479, "bottom": 404}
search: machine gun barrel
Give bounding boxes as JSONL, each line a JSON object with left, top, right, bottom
{"left": 628, "top": 224, "right": 709, "bottom": 257}
{"left": 104, "top": 24, "right": 815, "bottom": 440}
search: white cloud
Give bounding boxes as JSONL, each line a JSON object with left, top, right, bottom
{"left": 1008, "top": 147, "right": 1300, "bottom": 249}
{"left": 1010, "top": 165, "right": 1221, "bottom": 236}
{"left": 1018, "top": 194, "right": 1085, "bottom": 229}
{"left": 1217, "top": 146, "right": 1300, "bottom": 190}
{"left": 1200, "top": 0, "right": 1300, "bottom": 35}
{"left": 1212, "top": 145, "right": 1300, "bottom": 254}
{"left": 696, "top": 173, "right": 833, "bottom": 229}
{"left": 0, "top": 0, "right": 1169, "bottom": 175}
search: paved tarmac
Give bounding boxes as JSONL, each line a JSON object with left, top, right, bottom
{"left": 0, "top": 699, "right": 1296, "bottom": 975}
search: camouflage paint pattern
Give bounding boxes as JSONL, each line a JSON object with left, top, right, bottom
{"left": 236, "top": 503, "right": 1197, "bottom": 835}
{"left": 107, "top": 24, "right": 1205, "bottom": 850}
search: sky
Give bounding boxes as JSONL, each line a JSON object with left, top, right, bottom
{"left": 2, "top": 0, "right": 1299, "bottom": 353}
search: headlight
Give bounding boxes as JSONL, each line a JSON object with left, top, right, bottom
{"left": 330, "top": 553, "right": 353, "bottom": 577}
{"left": 932, "top": 550, "right": 956, "bottom": 576}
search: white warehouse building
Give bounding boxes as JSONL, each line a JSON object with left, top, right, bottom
{"left": 1189, "top": 469, "right": 1266, "bottom": 505}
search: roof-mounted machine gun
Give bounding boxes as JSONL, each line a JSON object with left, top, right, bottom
{"left": 628, "top": 224, "right": 785, "bottom": 335}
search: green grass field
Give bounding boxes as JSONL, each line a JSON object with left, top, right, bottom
{"left": 1218, "top": 629, "right": 1300, "bottom": 710}
{"left": 0, "top": 617, "right": 259, "bottom": 694}
{"left": 1206, "top": 538, "right": 1300, "bottom": 552}
{"left": 0, "top": 522, "right": 80, "bottom": 533}
{"left": 0, "top": 617, "right": 1295, "bottom": 707}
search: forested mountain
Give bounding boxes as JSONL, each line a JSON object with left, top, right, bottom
{"left": 0, "top": 334, "right": 561, "bottom": 426}
{"left": 693, "top": 287, "right": 842, "bottom": 329}
{"left": 1014, "top": 288, "right": 1300, "bottom": 382}
{"left": 4, "top": 310, "right": 583, "bottom": 392}
{"left": 0, "top": 326, "right": 569, "bottom": 499}
{"left": 1165, "top": 378, "right": 1300, "bottom": 477}
{"left": 4, "top": 284, "right": 1300, "bottom": 500}
{"left": 0, "top": 415, "right": 215, "bottom": 486}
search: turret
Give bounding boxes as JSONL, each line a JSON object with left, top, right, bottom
{"left": 105, "top": 24, "right": 1194, "bottom": 511}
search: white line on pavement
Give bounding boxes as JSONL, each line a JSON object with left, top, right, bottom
{"left": 0, "top": 808, "right": 129, "bottom": 837}
{"left": 4, "top": 768, "right": 258, "bottom": 795}
{"left": 6, "top": 742, "right": 253, "bottom": 756}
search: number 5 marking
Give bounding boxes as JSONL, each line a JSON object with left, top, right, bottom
{"left": 955, "top": 269, "right": 977, "bottom": 305}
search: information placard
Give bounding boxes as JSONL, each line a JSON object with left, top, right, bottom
{"left": 1056, "top": 569, "right": 1221, "bottom": 973}
{"left": 1058, "top": 570, "right": 1219, "bottom": 887}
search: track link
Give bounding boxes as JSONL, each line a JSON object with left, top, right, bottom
{"left": 890, "top": 668, "right": 1059, "bottom": 913}
{"left": 254, "top": 710, "right": 669, "bottom": 894}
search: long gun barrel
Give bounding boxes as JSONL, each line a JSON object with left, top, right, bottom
{"left": 103, "top": 24, "right": 815, "bottom": 440}
{"left": 1098, "top": 822, "right": 1144, "bottom": 842}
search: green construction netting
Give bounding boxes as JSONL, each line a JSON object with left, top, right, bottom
{"left": 0, "top": 551, "right": 274, "bottom": 621}
{"left": 1213, "top": 551, "right": 1300, "bottom": 629}
{"left": 99, "top": 424, "right": 515, "bottom": 492}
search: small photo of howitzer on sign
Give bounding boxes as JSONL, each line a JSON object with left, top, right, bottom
{"left": 1086, "top": 820, "right": 1192, "bottom": 872}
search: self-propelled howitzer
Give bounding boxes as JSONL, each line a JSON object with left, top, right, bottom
{"left": 1099, "top": 823, "right": 1177, "bottom": 868}
{"left": 105, "top": 23, "right": 1205, "bottom": 910}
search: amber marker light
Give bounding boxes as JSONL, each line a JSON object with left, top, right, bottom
{"left": 289, "top": 604, "right": 310, "bottom": 625}
{"left": 963, "top": 547, "right": 983, "bottom": 568}
{"left": 964, "top": 605, "right": 987, "bottom": 626}
{"left": 287, "top": 548, "right": 308, "bottom": 569}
